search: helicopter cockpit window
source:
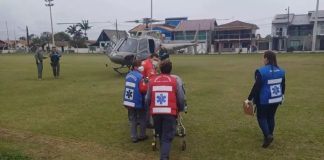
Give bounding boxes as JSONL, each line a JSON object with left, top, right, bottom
{"left": 138, "top": 39, "right": 148, "bottom": 51}
{"left": 118, "top": 39, "right": 138, "bottom": 53}
{"left": 148, "top": 39, "right": 155, "bottom": 54}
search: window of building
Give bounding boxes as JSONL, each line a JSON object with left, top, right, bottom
{"left": 174, "top": 32, "right": 185, "bottom": 40}
{"left": 290, "top": 40, "right": 301, "bottom": 50}
{"left": 276, "top": 28, "right": 283, "bottom": 36}
{"left": 224, "top": 43, "right": 233, "bottom": 48}
{"left": 320, "top": 25, "right": 324, "bottom": 35}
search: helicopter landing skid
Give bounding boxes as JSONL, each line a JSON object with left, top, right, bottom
{"left": 113, "top": 65, "right": 131, "bottom": 75}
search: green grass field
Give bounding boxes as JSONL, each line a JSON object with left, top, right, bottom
{"left": 0, "top": 53, "right": 323, "bottom": 160}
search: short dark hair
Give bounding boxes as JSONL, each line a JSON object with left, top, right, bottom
{"left": 264, "top": 51, "right": 278, "bottom": 67}
{"left": 150, "top": 53, "right": 159, "bottom": 58}
{"left": 131, "top": 59, "right": 141, "bottom": 69}
{"left": 160, "top": 59, "right": 172, "bottom": 74}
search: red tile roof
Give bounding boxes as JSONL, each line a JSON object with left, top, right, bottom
{"left": 174, "top": 19, "right": 217, "bottom": 31}
{"left": 216, "top": 20, "right": 259, "bottom": 31}
{"left": 129, "top": 24, "right": 175, "bottom": 33}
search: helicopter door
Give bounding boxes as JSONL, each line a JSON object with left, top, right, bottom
{"left": 137, "top": 38, "right": 150, "bottom": 60}
{"left": 148, "top": 39, "right": 155, "bottom": 54}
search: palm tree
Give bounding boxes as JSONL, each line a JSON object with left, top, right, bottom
{"left": 77, "top": 20, "right": 92, "bottom": 39}
{"left": 66, "top": 25, "right": 78, "bottom": 37}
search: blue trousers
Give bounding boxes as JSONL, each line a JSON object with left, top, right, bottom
{"left": 153, "top": 115, "right": 176, "bottom": 160}
{"left": 256, "top": 104, "right": 279, "bottom": 138}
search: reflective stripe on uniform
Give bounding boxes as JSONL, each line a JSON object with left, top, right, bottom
{"left": 268, "top": 97, "right": 283, "bottom": 104}
{"left": 152, "top": 86, "right": 172, "bottom": 92}
{"left": 152, "top": 107, "right": 172, "bottom": 114}
{"left": 126, "top": 82, "right": 136, "bottom": 88}
{"left": 123, "top": 101, "right": 135, "bottom": 107}
{"left": 268, "top": 78, "right": 282, "bottom": 85}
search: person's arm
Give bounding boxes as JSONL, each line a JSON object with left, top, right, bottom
{"left": 247, "top": 70, "right": 261, "bottom": 101}
{"left": 145, "top": 83, "right": 151, "bottom": 110}
{"left": 174, "top": 76, "right": 185, "bottom": 112}
{"left": 282, "top": 76, "right": 285, "bottom": 95}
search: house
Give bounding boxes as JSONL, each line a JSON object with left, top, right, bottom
{"left": 0, "top": 40, "right": 8, "bottom": 50}
{"left": 257, "top": 34, "right": 272, "bottom": 51}
{"left": 173, "top": 19, "right": 217, "bottom": 53}
{"left": 92, "top": 29, "right": 128, "bottom": 52}
{"left": 129, "top": 24, "right": 175, "bottom": 40}
{"left": 214, "top": 20, "right": 259, "bottom": 53}
{"left": 272, "top": 10, "right": 324, "bottom": 51}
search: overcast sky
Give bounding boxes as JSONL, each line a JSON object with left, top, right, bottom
{"left": 0, "top": 0, "right": 323, "bottom": 40}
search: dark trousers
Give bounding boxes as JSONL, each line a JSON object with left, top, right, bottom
{"left": 153, "top": 115, "right": 177, "bottom": 160}
{"left": 51, "top": 62, "right": 60, "bottom": 78}
{"left": 128, "top": 108, "right": 147, "bottom": 139}
{"left": 36, "top": 63, "right": 43, "bottom": 79}
{"left": 256, "top": 104, "right": 279, "bottom": 138}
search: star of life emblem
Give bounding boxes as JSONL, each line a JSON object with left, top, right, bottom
{"left": 125, "top": 88, "right": 134, "bottom": 100}
{"left": 270, "top": 84, "right": 282, "bottom": 97}
{"left": 155, "top": 92, "right": 168, "bottom": 106}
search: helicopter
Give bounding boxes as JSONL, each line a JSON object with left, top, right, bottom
{"left": 108, "top": 18, "right": 200, "bottom": 74}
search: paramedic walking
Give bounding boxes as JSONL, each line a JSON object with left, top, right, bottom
{"left": 123, "top": 60, "right": 148, "bottom": 143}
{"left": 146, "top": 60, "right": 185, "bottom": 160}
{"left": 246, "top": 51, "right": 286, "bottom": 148}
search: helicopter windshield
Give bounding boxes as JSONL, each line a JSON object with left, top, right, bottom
{"left": 117, "top": 38, "right": 138, "bottom": 53}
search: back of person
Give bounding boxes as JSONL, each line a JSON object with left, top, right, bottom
{"left": 258, "top": 65, "right": 285, "bottom": 105}
{"left": 149, "top": 74, "right": 178, "bottom": 116}
{"left": 123, "top": 60, "right": 148, "bottom": 143}
{"left": 123, "top": 70, "right": 144, "bottom": 109}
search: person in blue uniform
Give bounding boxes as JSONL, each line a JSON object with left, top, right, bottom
{"left": 246, "top": 51, "right": 286, "bottom": 148}
{"left": 49, "top": 47, "right": 62, "bottom": 79}
{"left": 123, "top": 60, "right": 148, "bottom": 143}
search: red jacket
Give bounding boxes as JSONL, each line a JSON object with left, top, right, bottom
{"left": 141, "top": 58, "right": 157, "bottom": 79}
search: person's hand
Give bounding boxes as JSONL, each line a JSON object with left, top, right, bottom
{"left": 245, "top": 99, "right": 253, "bottom": 105}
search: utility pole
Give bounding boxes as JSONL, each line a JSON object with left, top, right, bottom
{"left": 286, "top": 6, "right": 290, "bottom": 51}
{"left": 45, "top": 0, "right": 55, "bottom": 46}
{"left": 115, "top": 19, "right": 119, "bottom": 40}
{"left": 150, "top": 0, "right": 153, "bottom": 30}
{"left": 312, "top": 0, "right": 320, "bottom": 51}
{"left": 26, "top": 26, "right": 30, "bottom": 50}
{"left": 5, "top": 21, "right": 10, "bottom": 53}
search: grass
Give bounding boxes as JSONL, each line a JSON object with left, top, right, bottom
{"left": 0, "top": 53, "right": 323, "bottom": 160}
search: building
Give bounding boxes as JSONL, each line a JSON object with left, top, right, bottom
{"left": 173, "top": 19, "right": 217, "bottom": 53}
{"left": 129, "top": 24, "right": 175, "bottom": 40}
{"left": 272, "top": 10, "right": 324, "bottom": 51}
{"left": 214, "top": 20, "right": 259, "bottom": 53}
{"left": 0, "top": 40, "right": 8, "bottom": 50}
{"left": 92, "top": 29, "right": 128, "bottom": 52}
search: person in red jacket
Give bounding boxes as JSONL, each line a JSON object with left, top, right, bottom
{"left": 141, "top": 53, "right": 160, "bottom": 79}
{"left": 145, "top": 59, "right": 185, "bottom": 160}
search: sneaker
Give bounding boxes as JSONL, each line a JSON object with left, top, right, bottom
{"left": 262, "top": 135, "right": 274, "bottom": 148}
{"left": 138, "top": 135, "right": 148, "bottom": 141}
{"left": 132, "top": 138, "right": 138, "bottom": 143}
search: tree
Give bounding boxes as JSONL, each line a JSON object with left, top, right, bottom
{"left": 77, "top": 20, "right": 92, "bottom": 40}
{"left": 54, "top": 32, "right": 71, "bottom": 41}
{"left": 66, "top": 25, "right": 86, "bottom": 48}
{"left": 19, "top": 36, "right": 26, "bottom": 40}
{"left": 66, "top": 25, "right": 78, "bottom": 36}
